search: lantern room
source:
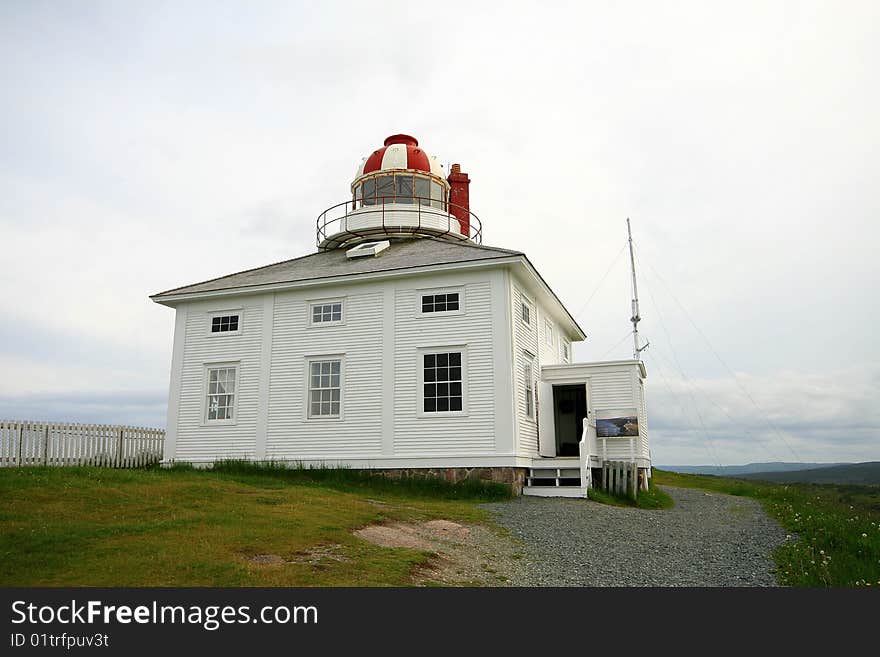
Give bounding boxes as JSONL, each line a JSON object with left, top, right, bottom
{"left": 316, "top": 134, "right": 481, "bottom": 250}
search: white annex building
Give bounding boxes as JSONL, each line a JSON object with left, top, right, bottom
{"left": 152, "top": 134, "right": 651, "bottom": 496}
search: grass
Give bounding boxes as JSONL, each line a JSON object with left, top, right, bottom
{"left": 0, "top": 464, "right": 509, "bottom": 587}
{"left": 588, "top": 481, "right": 675, "bottom": 509}
{"left": 654, "top": 469, "right": 880, "bottom": 587}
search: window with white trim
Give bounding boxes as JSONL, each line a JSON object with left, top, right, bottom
{"left": 524, "top": 358, "right": 535, "bottom": 418}
{"left": 211, "top": 314, "right": 239, "bottom": 334}
{"left": 544, "top": 319, "right": 554, "bottom": 346}
{"left": 423, "top": 351, "right": 463, "bottom": 413}
{"left": 311, "top": 302, "right": 343, "bottom": 325}
{"left": 561, "top": 340, "right": 570, "bottom": 362}
{"left": 205, "top": 366, "right": 237, "bottom": 421}
{"left": 421, "top": 291, "right": 460, "bottom": 314}
{"left": 308, "top": 359, "right": 341, "bottom": 417}
{"left": 521, "top": 300, "right": 532, "bottom": 326}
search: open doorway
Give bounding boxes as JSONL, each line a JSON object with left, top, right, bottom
{"left": 552, "top": 385, "right": 587, "bottom": 456}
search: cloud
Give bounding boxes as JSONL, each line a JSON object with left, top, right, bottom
{"left": 646, "top": 363, "right": 880, "bottom": 465}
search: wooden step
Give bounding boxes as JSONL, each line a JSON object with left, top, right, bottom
{"left": 522, "top": 485, "right": 588, "bottom": 498}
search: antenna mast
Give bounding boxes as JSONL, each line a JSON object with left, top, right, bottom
{"left": 627, "top": 218, "right": 648, "bottom": 360}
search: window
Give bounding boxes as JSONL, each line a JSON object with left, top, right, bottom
{"left": 376, "top": 175, "right": 394, "bottom": 203}
{"left": 205, "top": 366, "right": 237, "bottom": 422}
{"left": 415, "top": 177, "right": 430, "bottom": 204}
{"left": 395, "top": 174, "right": 414, "bottom": 203}
{"left": 311, "top": 302, "right": 343, "bottom": 325}
{"left": 362, "top": 178, "right": 376, "bottom": 206}
{"left": 524, "top": 359, "right": 534, "bottom": 418}
{"left": 521, "top": 300, "right": 532, "bottom": 326}
{"left": 430, "top": 181, "right": 445, "bottom": 209}
{"left": 561, "top": 340, "right": 570, "bottom": 362}
{"left": 423, "top": 352, "right": 463, "bottom": 413}
{"left": 421, "top": 292, "right": 460, "bottom": 314}
{"left": 308, "top": 359, "right": 341, "bottom": 418}
{"left": 544, "top": 319, "right": 554, "bottom": 346}
{"left": 211, "top": 314, "right": 239, "bottom": 334}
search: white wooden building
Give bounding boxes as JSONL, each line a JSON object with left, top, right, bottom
{"left": 151, "top": 134, "right": 650, "bottom": 496}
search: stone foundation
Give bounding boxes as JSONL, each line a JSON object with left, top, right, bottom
{"left": 371, "top": 466, "right": 528, "bottom": 495}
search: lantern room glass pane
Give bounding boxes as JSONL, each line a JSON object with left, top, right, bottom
{"left": 395, "top": 175, "right": 413, "bottom": 203}
{"left": 362, "top": 178, "right": 376, "bottom": 206}
{"left": 376, "top": 176, "right": 394, "bottom": 203}
{"left": 414, "top": 177, "right": 429, "bottom": 205}
{"left": 430, "top": 181, "right": 444, "bottom": 209}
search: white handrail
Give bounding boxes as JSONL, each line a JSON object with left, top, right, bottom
{"left": 579, "top": 417, "right": 592, "bottom": 494}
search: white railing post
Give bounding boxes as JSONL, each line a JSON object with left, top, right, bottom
{"left": 579, "top": 417, "right": 592, "bottom": 494}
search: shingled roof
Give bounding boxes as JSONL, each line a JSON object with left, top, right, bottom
{"left": 151, "top": 237, "right": 524, "bottom": 300}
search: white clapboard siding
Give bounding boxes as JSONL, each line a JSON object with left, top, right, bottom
{"left": 265, "top": 289, "right": 384, "bottom": 458}
{"left": 638, "top": 378, "right": 649, "bottom": 458}
{"left": 174, "top": 300, "right": 264, "bottom": 461}
{"left": 0, "top": 420, "right": 164, "bottom": 467}
{"left": 512, "top": 284, "right": 539, "bottom": 456}
{"left": 589, "top": 369, "right": 635, "bottom": 409}
{"left": 392, "top": 279, "right": 496, "bottom": 455}
{"left": 511, "top": 281, "right": 568, "bottom": 457}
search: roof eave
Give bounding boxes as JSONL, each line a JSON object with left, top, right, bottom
{"left": 149, "top": 255, "right": 525, "bottom": 306}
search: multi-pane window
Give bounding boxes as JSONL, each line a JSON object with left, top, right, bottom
{"left": 354, "top": 173, "right": 446, "bottom": 208}
{"left": 524, "top": 360, "right": 534, "bottom": 418}
{"left": 206, "top": 366, "right": 236, "bottom": 421}
{"left": 421, "top": 292, "right": 460, "bottom": 314}
{"left": 562, "top": 341, "right": 570, "bottom": 362}
{"left": 311, "top": 302, "right": 342, "bottom": 324}
{"left": 309, "top": 359, "right": 341, "bottom": 417}
{"left": 211, "top": 314, "right": 239, "bottom": 333}
{"left": 544, "top": 319, "right": 554, "bottom": 346}
{"left": 521, "top": 301, "right": 531, "bottom": 326}
{"left": 423, "top": 352, "right": 463, "bottom": 413}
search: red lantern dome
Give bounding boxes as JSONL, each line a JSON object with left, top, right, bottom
{"left": 356, "top": 134, "right": 445, "bottom": 178}
{"left": 316, "top": 134, "right": 481, "bottom": 251}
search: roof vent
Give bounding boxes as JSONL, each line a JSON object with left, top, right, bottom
{"left": 346, "top": 240, "right": 391, "bottom": 259}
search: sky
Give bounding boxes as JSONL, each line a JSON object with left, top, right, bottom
{"left": 1, "top": 0, "right": 877, "bottom": 465}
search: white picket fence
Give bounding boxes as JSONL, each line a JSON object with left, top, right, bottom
{"left": 0, "top": 420, "right": 165, "bottom": 468}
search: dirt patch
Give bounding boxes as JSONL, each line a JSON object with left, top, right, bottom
{"left": 248, "top": 554, "right": 286, "bottom": 565}
{"left": 354, "top": 524, "right": 436, "bottom": 551}
{"left": 247, "top": 544, "right": 349, "bottom": 567}
{"left": 353, "top": 519, "right": 523, "bottom": 586}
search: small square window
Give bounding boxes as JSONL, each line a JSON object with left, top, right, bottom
{"left": 210, "top": 314, "right": 240, "bottom": 334}
{"left": 311, "top": 302, "right": 343, "bottom": 325}
{"left": 420, "top": 292, "right": 460, "bottom": 314}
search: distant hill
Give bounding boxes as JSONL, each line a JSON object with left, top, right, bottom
{"left": 737, "top": 462, "right": 880, "bottom": 486}
{"left": 658, "top": 462, "right": 846, "bottom": 477}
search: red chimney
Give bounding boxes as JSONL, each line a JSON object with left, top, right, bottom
{"left": 447, "top": 163, "right": 471, "bottom": 237}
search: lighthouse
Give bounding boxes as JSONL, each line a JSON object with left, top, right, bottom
{"left": 316, "top": 134, "right": 480, "bottom": 250}
{"left": 151, "top": 132, "right": 650, "bottom": 498}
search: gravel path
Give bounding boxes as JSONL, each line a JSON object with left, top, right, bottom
{"left": 481, "top": 485, "right": 787, "bottom": 586}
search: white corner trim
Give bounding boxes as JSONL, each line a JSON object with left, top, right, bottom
{"left": 381, "top": 286, "right": 395, "bottom": 456}
{"left": 163, "top": 305, "right": 187, "bottom": 461}
{"left": 254, "top": 294, "right": 275, "bottom": 459}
